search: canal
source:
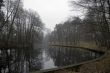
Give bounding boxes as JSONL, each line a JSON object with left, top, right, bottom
{"left": 31, "top": 46, "right": 104, "bottom": 71}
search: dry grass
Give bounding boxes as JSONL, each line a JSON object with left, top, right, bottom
{"left": 78, "top": 41, "right": 98, "bottom": 49}
{"left": 32, "top": 42, "right": 108, "bottom": 73}
{"left": 50, "top": 51, "right": 110, "bottom": 73}
{"left": 79, "top": 51, "right": 110, "bottom": 73}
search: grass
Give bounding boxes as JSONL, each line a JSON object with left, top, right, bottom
{"left": 31, "top": 42, "right": 108, "bottom": 73}
{"left": 44, "top": 50, "right": 110, "bottom": 73}
{"left": 78, "top": 41, "right": 98, "bottom": 49}
{"left": 50, "top": 41, "right": 107, "bottom": 52}
{"left": 79, "top": 50, "right": 110, "bottom": 73}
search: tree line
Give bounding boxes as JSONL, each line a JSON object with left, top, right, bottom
{"left": 0, "top": 0, "right": 44, "bottom": 73}
{"left": 48, "top": 0, "right": 110, "bottom": 50}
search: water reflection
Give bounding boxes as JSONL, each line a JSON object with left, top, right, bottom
{"left": 31, "top": 46, "right": 103, "bottom": 71}
{"left": 29, "top": 48, "right": 42, "bottom": 71}
{"left": 41, "top": 50, "right": 57, "bottom": 69}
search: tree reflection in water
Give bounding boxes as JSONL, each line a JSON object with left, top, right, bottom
{"left": 46, "top": 46, "right": 101, "bottom": 68}
{"left": 29, "top": 48, "right": 42, "bottom": 71}
{"left": 31, "top": 46, "right": 102, "bottom": 71}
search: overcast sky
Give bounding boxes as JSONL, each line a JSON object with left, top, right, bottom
{"left": 23, "top": 0, "right": 83, "bottom": 30}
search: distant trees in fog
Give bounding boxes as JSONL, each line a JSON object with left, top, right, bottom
{"left": 48, "top": 0, "right": 110, "bottom": 50}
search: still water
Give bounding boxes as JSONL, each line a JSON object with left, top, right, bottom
{"left": 31, "top": 46, "right": 103, "bottom": 71}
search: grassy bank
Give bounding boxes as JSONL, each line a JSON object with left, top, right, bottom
{"left": 46, "top": 42, "right": 108, "bottom": 73}
{"left": 31, "top": 42, "right": 108, "bottom": 73}
{"left": 49, "top": 51, "right": 110, "bottom": 73}
{"left": 79, "top": 51, "right": 110, "bottom": 73}
{"left": 50, "top": 41, "right": 107, "bottom": 52}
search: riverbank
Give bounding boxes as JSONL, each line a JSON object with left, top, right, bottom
{"left": 79, "top": 50, "right": 110, "bottom": 73}
{"left": 30, "top": 43, "right": 107, "bottom": 73}
{"left": 51, "top": 45, "right": 106, "bottom": 53}
{"left": 49, "top": 50, "right": 110, "bottom": 73}
{"left": 41, "top": 45, "right": 107, "bottom": 73}
{"left": 49, "top": 41, "right": 107, "bottom": 52}
{"left": 30, "top": 47, "right": 106, "bottom": 73}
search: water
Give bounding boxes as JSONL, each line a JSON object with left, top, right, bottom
{"left": 41, "top": 50, "right": 57, "bottom": 69}
{"left": 31, "top": 46, "right": 103, "bottom": 71}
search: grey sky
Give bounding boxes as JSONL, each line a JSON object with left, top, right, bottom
{"left": 23, "top": 0, "right": 83, "bottom": 30}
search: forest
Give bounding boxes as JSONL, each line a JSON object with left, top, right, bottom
{"left": 0, "top": 0, "right": 110, "bottom": 73}
{"left": 48, "top": 0, "right": 110, "bottom": 50}
{"left": 0, "top": 0, "right": 44, "bottom": 73}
